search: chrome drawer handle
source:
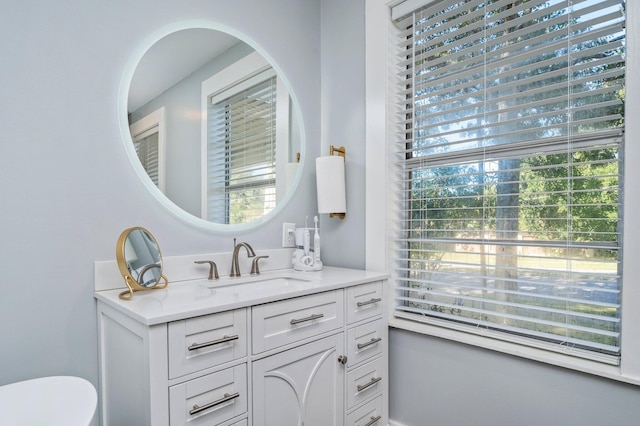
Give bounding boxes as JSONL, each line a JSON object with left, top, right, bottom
{"left": 364, "top": 415, "right": 382, "bottom": 426}
{"left": 189, "top": 392, "right": 240, "bottom": 415}
{"left": 188, "top": 334, "right": 239, "bottom": 351}
{"left": 357, "top": 376, "right": 382, "bottom": 392}
{"left": 290, "top": 313, "right": 324, "bottom": 325}
{"left": 357, "top": 337, "right": 382, "bottom": 350}
{"left": 356, "top": 297, "right": 381, "bottom": 307}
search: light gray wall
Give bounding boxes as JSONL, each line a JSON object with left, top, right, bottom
{"left": 389, "top": 329, "right": 640, "bottom": 425}
{"left": 0, "top": 0, "right": 320, "bottom": 388}
{"left": 320, "top": 0, "right": 367, "bottom": 270}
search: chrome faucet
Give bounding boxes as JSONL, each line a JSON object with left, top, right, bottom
{"left": 230, "top": 238, "right": 256, "bottom": 277}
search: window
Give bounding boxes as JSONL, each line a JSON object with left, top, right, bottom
{"left": 130, "top": 107, "right": 165, "bottom": 191}
{"left": 207, "top": 73, "right": 277, "bottom": 224}
{"left": 392, "top": 0, "right": 625, "bottom": 364}
{"left": 201, "top": 51, "right": 290, "bottom": 225}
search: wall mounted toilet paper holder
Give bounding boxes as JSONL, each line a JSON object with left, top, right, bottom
{"left": 316, "top": 145, "right": 347, "bottom": 219}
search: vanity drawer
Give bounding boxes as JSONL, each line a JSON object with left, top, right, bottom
{"left": 346, "top": 356, "right": 385, "bottom": 409}
{"left": 347, "top": 319, "right": 384, "bottom": 367}
{"left": 252, "top": 290, "right": 344, "bottom": 354}
{"left": 347, "top": 395, "right": 383, "bottom": 426}
{"left": 168, "top": 308, "right": 248, "bottom": 379}
{"left": 218, "top": 418, "right": 248, "bottom": 426}
{"left": 169, "top": 364, "right": 247, "bottom": 426}
{"left": 346, "top": 282, "right": 383, "bottom": 325}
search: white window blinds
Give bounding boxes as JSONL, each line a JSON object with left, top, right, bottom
{"left": 207, "top": 76, "right": 277, "bottom": 224}
{"left": 393, "top": 0, "right": 625, "bottom": 363}
{"left": 133, "top": 125, "right": 160, "bottom": 187}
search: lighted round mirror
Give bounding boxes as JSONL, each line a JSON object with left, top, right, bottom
{"left": 116, "top": 227, "right": 168, "bottom": 300}
{"left": 120, "top": 24, "right": 304, "bottom": 231}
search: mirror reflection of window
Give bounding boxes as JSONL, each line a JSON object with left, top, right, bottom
{"left": 208, "top": 75, "right": 277, "bottom": 224}
{"left": 134, "top": 128, "right": 159, "bottom": 185}
{"left": 202, "top": 50, "right": 291, "bottom": 225}
{"left": 130, "top": 107, "right": 165, "bottom": 191}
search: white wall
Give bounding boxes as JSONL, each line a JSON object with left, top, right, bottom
{"left": 0, "top": 0, "right": 320, "bottom": 387}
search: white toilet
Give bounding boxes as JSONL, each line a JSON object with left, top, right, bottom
{"left": 0, "top": 376, "right": 97, "bottom": 426}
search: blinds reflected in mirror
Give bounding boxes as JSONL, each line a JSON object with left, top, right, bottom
{"left": 133, "top": 126, "right": 160, "bottom": 187}
{"left": 130, "top": 106, "right": 165, "bottom": 191}
{"left": 207, "top": 75, "right": 277, "bottom": 224}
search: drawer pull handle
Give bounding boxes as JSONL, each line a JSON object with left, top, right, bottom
{"left": 357, "top": 298, "right": 381, "bottom": 307}
{"left": 364, "top": 415, "right": 382, "bottom": 426}
{"left": 290, "top": 313, "right": 324, "bottom": 325}
{"left": 188, "top": 334, "right": 239, "bottom": 351}
{"left": 189, "top": 392, "right": 240, "bottom": 415}
{"left": 357, "top": 376, "right": 382, "bottom": 392}
{"left": 357, "top": 337, "right": 382, "bottom": 350}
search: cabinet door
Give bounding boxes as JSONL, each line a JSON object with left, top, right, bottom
{"left": 252, "top": 334, "right": 345, "bottom": 426}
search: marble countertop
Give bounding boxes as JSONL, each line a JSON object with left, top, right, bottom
{"left": 95, "top": 266, "right": 388, "bottom": 325}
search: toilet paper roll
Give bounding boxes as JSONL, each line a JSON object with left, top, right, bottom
{"left": 316, "top": 156, "right": 346, "bottom": 214}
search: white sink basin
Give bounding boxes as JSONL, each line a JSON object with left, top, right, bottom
{"left": 204, "top": 274, "right": 313, "bottom": 292}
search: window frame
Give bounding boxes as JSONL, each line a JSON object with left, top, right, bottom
{"left": 365, "top": 0, "right": 640, "bottom": 385}
{"left": 201, "top": 51, "right": 290, "bottom": 223}
{"left": 130, "top": 106, "right": 166, "bottom": 192}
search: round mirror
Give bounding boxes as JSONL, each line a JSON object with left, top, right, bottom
{"left": 120, "top": 24, "right": 304, "bottom": 231}
{"left": 116, "top": 227, "right": 168, "bottom": 300}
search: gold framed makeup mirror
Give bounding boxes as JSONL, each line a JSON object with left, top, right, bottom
{"left": 116, "top": 226, "right": 168, "bottom": 300}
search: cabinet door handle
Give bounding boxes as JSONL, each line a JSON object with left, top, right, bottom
{"left": 364, "top": 415, "right": 382, "bottom": 426}
{"left": 357, "top": 376, "right": 382, "bottom": 392}
{"left": 188, "top": 334, "right": 239, "bottom": 351}
{"left": 357, "top": 297, "right": 381, "bottom": 307}
{"left": 357, "top": 337, "right": 382, "bottom": 350}
{"left": 189, "top": 392, "right": 240, "bottom": 415}
{"left": 290, "top": 313, "right": 324, "bottom": 325}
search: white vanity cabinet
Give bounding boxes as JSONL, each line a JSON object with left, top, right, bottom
{"left": 344, "top": 282, "right": 386, "bottom": 426}
{"left": 97, "top": 304, "right": 250, "bottom": 426}
{"left": 251, "top": 283, "right": 386, "bottom": 426}
{"left": 251, "top": 290, "right": 345, "bottom": 426}
{"left": 95, "top": 267, "right": 388, "bottom": 426}
{"left": 167, "top": 309, "right": 249, "bottom": 425}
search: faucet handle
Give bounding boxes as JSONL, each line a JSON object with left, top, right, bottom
{"left": 194, "top": 261, "right": 219, "bottom": 280}
{"left": 250, "top": 256, "right": 269, "bottom": 275}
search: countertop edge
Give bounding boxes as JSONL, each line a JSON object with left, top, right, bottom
{"left": 95, "top": 267, "right": 389, "bottom": 326}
